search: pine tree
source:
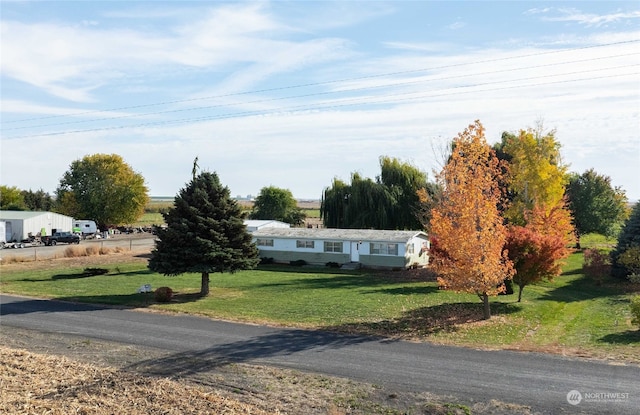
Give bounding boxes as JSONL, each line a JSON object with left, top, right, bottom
{"left": 612, "top": 201, "right": 640, "bottom": 279}
{"left": 148, "top": 172, "right": 259, "bottom": 296}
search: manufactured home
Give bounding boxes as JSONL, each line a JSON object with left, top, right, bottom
{"left": 252, "top": 228, "right": 429, "bottom": 270}
{"left": 0, "top": 210, "right": 73, "bottom": 242}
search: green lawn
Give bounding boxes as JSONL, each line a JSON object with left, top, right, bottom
{"left": 2, "top": 247, "right": 638, "bottom": 362}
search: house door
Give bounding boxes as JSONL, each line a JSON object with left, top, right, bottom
{"left": 350, "top": 241, "right": 360, "bottom": 262}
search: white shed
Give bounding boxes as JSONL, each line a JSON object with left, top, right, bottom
{"left": 244, "top": 220, "right": 291, "bottom": 233}
{"left": 0, "top": 210, "right": 73, "bottom": 242}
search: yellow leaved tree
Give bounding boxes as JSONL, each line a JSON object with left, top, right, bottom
{"left": 429, "top": 121, "right": 514, "bottom": 320}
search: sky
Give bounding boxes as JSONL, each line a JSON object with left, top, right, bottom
{"left": 1, "top": 1, "right": 639, "bottom": 202}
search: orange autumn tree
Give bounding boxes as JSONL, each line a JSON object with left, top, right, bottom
{"left": 430, "top": 120, "right": 514, "bottom": 320}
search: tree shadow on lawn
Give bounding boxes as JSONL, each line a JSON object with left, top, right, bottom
{"left": 599, "top": 330, "right": 640, "bottom": 344}
{"left": 325, "top": 301, "right": 522, "bottom": 338}
{"left": 251, "top": 270, "right": 437, "bottom": 292}
{"left": 16, "top": 268, "right": 153, "bottom": 282}
{"left": 539, "top": 274, "right": 625, "bottom": 303}
{"left": 125, "top": 326, "right": 374, "bottom": 378}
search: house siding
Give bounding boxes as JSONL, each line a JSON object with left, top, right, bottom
{"left": 253, "top": 228, "right": 430, "bottom": 269}
{"left": 259, "top": 250, "right": 349, "bottom": 265}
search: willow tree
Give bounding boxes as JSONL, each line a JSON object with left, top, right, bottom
{"left": 321, "top": 156, "right": 433, "bottom": 230}
{"left": 148, "top": 171, "right": 259, "bottom": 296}
{"left": 429, "top": 121, "right": 514, "bottom": 320}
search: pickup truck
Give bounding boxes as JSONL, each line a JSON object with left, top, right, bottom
{"left": 42, "top": 232, "right": 81, "bottom": 246}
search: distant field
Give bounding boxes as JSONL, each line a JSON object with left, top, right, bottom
{"left": 136, "top": 199, "right": 321, "bottom": 227}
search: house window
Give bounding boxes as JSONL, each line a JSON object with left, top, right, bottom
{"left": 296, "top": 240, "right": 314, "bottom": 248}
{"left": 256, "top": 238, "right": 274, "bottom": 247}
{"left": 324, "top": 241, "right": 343, "bottom": 253}
{"left": 407, "top": 243, "right": 414, "bottom": 254}
{"left": 370, "top": 242, "right": 398, "bottom": 256}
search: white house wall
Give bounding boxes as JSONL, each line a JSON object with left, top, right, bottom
{"left": 255, "top": 232, "right": 430, "bottom": 269}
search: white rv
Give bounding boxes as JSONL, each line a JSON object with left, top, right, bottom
{"left": 73, "top": 220, "right": 99, "bottom": 238}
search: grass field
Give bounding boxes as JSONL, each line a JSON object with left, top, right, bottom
{"left": 2, "top": 243, "right": 638, "bottom": 363}
{"left": 136, "top": 200, "right": 321, "bottom": 228}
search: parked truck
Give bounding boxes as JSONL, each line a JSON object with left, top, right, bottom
{"left": 41, "top": 232, "right": 81, "bottom": 246}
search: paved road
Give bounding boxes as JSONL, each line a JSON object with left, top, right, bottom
{"left": 0, "top": 236, "right": 155, "bottom": 260}
{"left": 1, "top": 294, "right": 637, "bottom": 414}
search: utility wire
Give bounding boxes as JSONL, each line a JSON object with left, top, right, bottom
{"left": 2, "top": 52, "right": 637, "bottom": 132}
{"left": 5, "top": 69, "right": 637, "bottom": 140}
{"left": 3, "top": 39, "right": 638, "bottom": 125}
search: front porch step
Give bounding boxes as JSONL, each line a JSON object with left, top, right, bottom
{"left": 340, "top": 262, "right": 361, "bottom": 270}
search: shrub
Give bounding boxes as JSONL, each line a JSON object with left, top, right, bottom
{"left": 64, "top": 246, "right": 87, "bottom": 258}
{"left": 85, "top": 245, "right": 100, "bottom": 256}
{"left": 154, "top": 287, "right": 173, "bottom": 303}
{"left": 583, "top": 248, "right": 611, "bottom": 286}
{"left": 259, "top": 257, "right": 274, "bottom": 265}
{"left": 290, "top": 259, "right": 307, "bottom": 266}
{"left": 325, "top": 262, "right": 340, "bottom": 268}
{"left": 631, "top": 296, "right": 640, "bottom": 329}
{"left": 617, "top": 246, "right": 640, "bottom": 282}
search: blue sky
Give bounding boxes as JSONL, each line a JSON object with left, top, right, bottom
{"left": 1, "top": 1, "right": 639, "bottom": 201}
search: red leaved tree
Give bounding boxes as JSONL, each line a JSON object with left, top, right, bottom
{"left": 429, "top": 121, "right": 514, "bottom": 320}
{"left": 505, "top": 200, "right": 575, "bottom": 302}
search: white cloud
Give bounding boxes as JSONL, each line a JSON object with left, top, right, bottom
{"left": 528, "top": 7, "right": 640, "bottom": 28}
{"left": 2, "top": 2, "right": 639, "bottom": 201}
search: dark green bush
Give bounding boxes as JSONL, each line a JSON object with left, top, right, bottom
{"left": 290, "top": 259, "right": 307, "bottom": 266}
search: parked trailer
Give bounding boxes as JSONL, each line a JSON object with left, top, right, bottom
{"left": 73, "top": 220, "right": 99, "bottom": 238}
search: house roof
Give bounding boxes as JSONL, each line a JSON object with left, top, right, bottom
{"left": 244, "top": 220, "right": 290, "bottom": 228}
{"left": 252, "top": 227, "right": 428, "bottom": 243}
{"left": 0, "top": 210, "right": 64, "bottom": 220}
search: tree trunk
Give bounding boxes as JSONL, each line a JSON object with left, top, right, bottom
{"left": 200, "top": 272, "right": 210, "bottom": 296}
{"left": 482, "top": 292, "right": 491, "bottom": 320}
{"left": 518, "top": 284, "right": 524, "bottom": 302}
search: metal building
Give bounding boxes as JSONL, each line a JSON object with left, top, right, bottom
{"left": 0, "top": 211, "right": 73, "bottom": 242}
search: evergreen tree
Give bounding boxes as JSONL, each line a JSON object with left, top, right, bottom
{"left": 612, "top": 201, "right": 640, "bottom": 279}
{"left": 566, "top": 169, "right": 628, "bottom": 248}
{"left": 148, "top": 172, "right": 259, "bottom": 296}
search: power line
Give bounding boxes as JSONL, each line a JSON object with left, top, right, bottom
{"left": 3, "top": 39, "right": 638, "bottom": 125}
{"left": 5, "top": 69, "right": 637, "bottom": 140}
{"left": 2, "top": 51, "right": 637, "bottom": 133}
